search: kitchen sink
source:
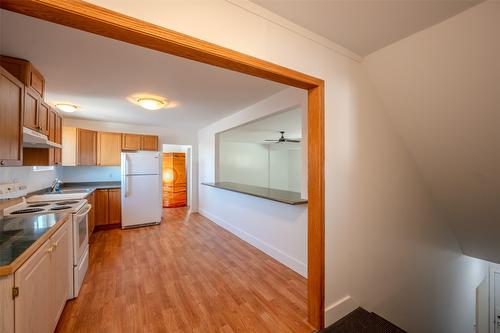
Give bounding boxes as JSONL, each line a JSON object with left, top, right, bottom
{"left": 56, "top": 189, "right": 92, "bottom": 194}
{"left": 28, "top": 190, "right": 91, "bottom": 202}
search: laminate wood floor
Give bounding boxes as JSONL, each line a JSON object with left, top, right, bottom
{"left": 56, "top": 207, "right": 313, "bottom": 333}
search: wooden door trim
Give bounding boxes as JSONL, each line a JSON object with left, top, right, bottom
{"left": 1, "top": 0, "right": 326, "bottom": 328}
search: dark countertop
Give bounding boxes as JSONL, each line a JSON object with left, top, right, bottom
{"left": 62, "top": 181, "right": 121, "bottom": 191}
{"left": 201, "top": 182, "right": 308, "bottom": 205}
{"left": 0, "top": 212, "right": 69, "bottom": 274}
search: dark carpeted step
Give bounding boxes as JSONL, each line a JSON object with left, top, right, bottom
{"left": 320, "top": 307, "right": 406, "bottom": 333}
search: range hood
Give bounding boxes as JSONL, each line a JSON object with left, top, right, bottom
{"left": 23, "top": 127, "right": 62, "bottom": 149}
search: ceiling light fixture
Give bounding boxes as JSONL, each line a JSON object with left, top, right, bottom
{"left": 136, "top": 97, "right": 167, "bottom": 110}
{"left": 55, "top": 103, "right": 79, "bottom": 113}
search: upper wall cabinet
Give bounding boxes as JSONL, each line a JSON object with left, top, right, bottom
{"left": 38, "top": 101, "right": 50, "bottom": 135}
{"left": 0, "top": 56, "right": 45, "bottom": 97}
{"left": 23, "top": 87, "right": 39, "bottom": 132}
{"left": 141, "top": 135, "right": 159, "bottom": 151}
{"left": 97, "top": 132, "right": 121, "bottom": 166}
{"left": 0, "top": 67, "right": 24, "bottom": 166}
{"left": 77, "top": 128, "right": 97, "bottom": 165}
{"left": 121, "top": 133, "right": 142, "bottom": 151}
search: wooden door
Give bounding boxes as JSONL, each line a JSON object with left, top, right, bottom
{"left": 97, "top": 132, "right": 121, "bottom": 165}
{"left": 24, "top": 87, "right": 39, "bottom": 131}
{"left": 87, "top": 192, "right": 95, "bottom": 235}
{"left": 108, "top": 188, "right": 121, "bottom": 225}
{"left": 14, "top": 239, "right": 52, "bottom": 333}
{"left": 50, "top": 221, "right": 70, "bottom": 331}
{"left": 77, "top": 129, "right": 97, "bottom": 165}
{"left": 94, "top": 189, "right": 109, "bottom": 226}
{"left": 141, "top": 135, "right": 158, "bottom": 151}
{"left": 162, "top": 153, "right": 187, "bottom": 208}
{"left": 0, "top": 67, "right": 23, "bottom": 166}
{"left": 38, "top": 101, "right": 50, "bottom": 135}
{"left": 121, "top": 133, "right": 141, "bottom": 150}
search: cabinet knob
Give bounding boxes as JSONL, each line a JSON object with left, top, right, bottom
{"left": 0, "top": 161, "right": 5, "bottom": 166}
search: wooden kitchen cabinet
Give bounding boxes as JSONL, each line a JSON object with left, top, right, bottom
{"left": 50, "top": 221, "right": 71, "bottom": 330}
{"left": 77, "top": 128, "right": 97, "bottom": 165}
{"left": 38, "top": 100, "right": 50, "bottom": 135}
{"left": 97, "top": 132, "right": 121, "bottom": 166}
{"left": 24, "top": 108, "right": 63, "bottom": 166}
{"left": 141, "top": 135, "right": 159, "bottom": 151}
{"left": 108, "top": 189, "right": 121, "bottom": 225}
{"left": 87, "top": 192, "right": 96, "bottom": 235}
{"left": 0, "top": 66, "right": 24, "bottom": 166}
{"left": 94, "top": 188, "right": 121, "bottom": 228}
{"left": 14, "top": 219, "right": 70, "bottom": 333}
{"left": 0, "top": 55, "right": 45, "bottom": 97}
{"left": 94, "top": 189, "right": 109, "bottom": 227}
{"left": 121, "top": 133, "right": 142, "bottom": 151}
{"left": 48, "top": 109, "right": 57, "bottom": 142}
{"left": 23, "top": 87, "right": 39, "bottom": 131}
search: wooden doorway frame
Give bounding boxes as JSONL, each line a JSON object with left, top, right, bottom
{"left": 1, "top": 0, "right": 325, "bottom": 329}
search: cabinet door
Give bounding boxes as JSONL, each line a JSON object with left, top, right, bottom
{"left": 14, "top": 240, "right": 52, "bottom": 333}
{"left": 55, "top": 114, "right": 63, "bottom": 144}
{"left": 121, "top": 133, "right": 141, "bottom": 151}
{"left": 141, "top": 135, "right": 158, "bottom": 151}
{"left": 29, "top": 65, "right": 45, "bottom": 97}
{"left": 95, "top": 189, "right": 109, "bottom": 226}
{"left": 97, "top": 132, "right": 121, "bottom": 166}
{"left": 48, "top": 109, "right": 57, "bottom": 142}
{"left": 77, "top": 128, "right": 97, "bottom": 165}
{"left": 87, "top": 192, "right": 96, "bottom": 234}
{"left": 54, "top": 148, "right": 62, "bottom": 165}
{"left": 108, "top": 188, "right": 121, "bottom": 225}
{"left": 38, "top": 101, "right": 50, "bottom": 135}
{"left": 0, "top": 67, "right": 23, "bottom": 166}
{"left": 24, "top": 87, "right": 39, "bottom": 131}
{"left": 50, "top": 220, "right": 70, "bottom": 331}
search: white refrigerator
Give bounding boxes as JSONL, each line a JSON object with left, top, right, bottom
{"left": 121, "top": 151, "right": 162, "bottom": 228}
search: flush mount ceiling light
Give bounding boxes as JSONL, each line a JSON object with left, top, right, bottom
{"left": 55, "top": 103, "right": 79, "bottom": 113}
{"left": 128, "top": 94, "right": 169, "bottom": 110}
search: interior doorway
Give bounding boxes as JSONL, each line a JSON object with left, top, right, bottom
{"left": 162, "top": 144, "right": 192, "bottom": 209}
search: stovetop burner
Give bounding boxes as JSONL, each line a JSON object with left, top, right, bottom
{"left": 55, "top": 201, "right": 79, "bottom": 206}
{"left": 11, "top": 208, "right": 45, "bottom": 214}
{"left": 28, "top": 203, "right": 50, "bottom": 208}
{"left": 50, "top": 206, "right": 72, "bottom": 211}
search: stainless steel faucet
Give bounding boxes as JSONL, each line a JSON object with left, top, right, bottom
{"left": 50, "top": 178, "right": 63, "bottom": 192}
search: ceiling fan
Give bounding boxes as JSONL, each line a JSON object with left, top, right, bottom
{"left": 265, "top": 131, "right": 301, "bottom": 143}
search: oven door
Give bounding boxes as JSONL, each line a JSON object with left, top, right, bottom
{"left": 73, "top": 204, "right": 91, "bottom": 264}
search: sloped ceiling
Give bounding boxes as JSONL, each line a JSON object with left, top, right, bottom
{"left": 252, "top": 0, "right": 482, "bottom": 56}
{"left": 364, "top": 1, "right": 500, "bottom": 262}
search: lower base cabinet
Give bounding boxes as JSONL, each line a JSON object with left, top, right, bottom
{"left": 95, "top": 188, "right": 121, "bottom": 228}
{"left": 14, "top": 217, "right": 71, "bottom": 333}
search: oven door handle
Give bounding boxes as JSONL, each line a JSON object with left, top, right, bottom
{"left": 75, "top": 204, "right": 92, "bottom": 218}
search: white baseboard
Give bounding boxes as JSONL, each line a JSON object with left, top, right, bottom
{"left": 325, "top": 296, "right": 359, "bottom": 327}
{"left": 198, "top": 208, "right": 307, "bottom": 277}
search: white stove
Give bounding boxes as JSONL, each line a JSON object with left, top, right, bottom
{"left": 4, "top": 198, "right": 86, "bottom": 217}
{"left": 3, "top": 196, "right": 90, "bottom": 298}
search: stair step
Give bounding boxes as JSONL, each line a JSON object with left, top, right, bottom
{"left": 320, "top": 307, "right": 406, "bottom": 333}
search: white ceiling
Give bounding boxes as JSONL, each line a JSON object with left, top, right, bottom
{"left": 0, "top": 9, "right": 287, "bottom": 129}
{"left": 219, "top": 107, "right": 302, "bottom": 144}
{"left": 252, "top": 0, "right": 482, "bottom": 56}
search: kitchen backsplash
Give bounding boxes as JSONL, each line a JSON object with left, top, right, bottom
{"left": 61, "top": 166, "right": 121, "bottom": 182}
{"left": 0, "top": 166, "right": 61, "bottom": 192}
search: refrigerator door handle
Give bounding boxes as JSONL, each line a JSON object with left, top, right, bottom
{"left": 124, "top": 155, "right": 130, "bottom": 197}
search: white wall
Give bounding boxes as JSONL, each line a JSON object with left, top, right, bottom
{"left": 364, "top": 1, "right": 500, "bottom": 265}
{"left": 86, "top": 1, "right": 490, "bottom": 331}
{"left": 199, "top": 88, "right": 308, "bottom": 277}
{"left": 0, "top": 166, "right": 60, "bottom": 192}
{"left": 219, "top": 142, "right": 269, "bottom": 187}
{"left": 64, "top": 117, "right": 199, "bottom": 211}
{"left": 269, "top": 144, "right": 301, "bottom": 192}
{"left": 61, "top": 166, "right": 120, "bottom": 182}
